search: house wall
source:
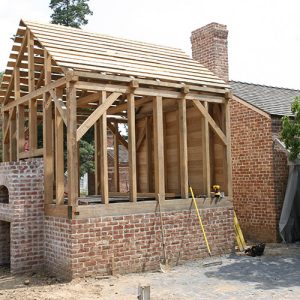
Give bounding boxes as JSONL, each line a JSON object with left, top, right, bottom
{"left": 230, "top": 99, "right": 288, "bottom": 242}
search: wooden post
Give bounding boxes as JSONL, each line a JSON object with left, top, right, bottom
{"left": 203, "top": 102, "right": 211, "bottom": 196}
{"left": 43, "top": 51, "right": 54, "bottom": 204}
{"left": 55, "top": 88, "right": 65, "bottom": 204}
{"left": 225, "top": 95, "right": 233, "bottom": 197}
{"left": 128, "top": 93, "right": 137, "bottom": 202}
{"left": 113, "top": 121, "right": 120, "bottom": 192}
{"left": 2, "top": 111, "right": 9, "bottom": 162}
{"left": 153, "top": 96, "right": 165, "bottom": 202}
{"left": 67, "top": 81, "right": 78, "bottom": 207}
{"left": 145, "top": 116, "right": 153, "bottom": 192}
{"left": 94, "top": 121, "right": 101, "bottom": 195}
{"left": 17, "top": 104, "right": 25, "bottom": 160}
{"left": 9, "top": 110, "right": 17, "bottom": 161}
{"left": 178, "top": 98, "right": 188, "bottom": 199}
{"left": 100, "top": 91, "right": 109, "bottom": 204}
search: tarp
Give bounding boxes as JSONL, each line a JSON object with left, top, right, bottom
{"left": 279, "top": 159, "right": 300, "bottom": 242}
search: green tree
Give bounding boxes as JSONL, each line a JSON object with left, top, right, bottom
{"left": 281, "top": 96, "right": 300, "bottom": 161}
{"left": 49, "top": 0, "right": 93, "bottom": 28}
{"left": 0, "top": 71, "right": 3, "bottom": 82}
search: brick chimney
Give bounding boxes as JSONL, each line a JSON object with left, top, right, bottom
{"left": 191, "top": 22, "right": 229, "bottom": 82}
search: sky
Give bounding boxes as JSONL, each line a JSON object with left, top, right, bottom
{"left": 1, "top": 0, "right": 300, "bottom": 89}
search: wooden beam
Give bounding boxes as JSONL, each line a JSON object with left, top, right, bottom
{"left": 67, "top": 81, "right": 78, "bottom": 206}
{"left": 107, "top": 121, "right": 128, "bottom": 149}
{"left": 100, "top": 91, "right": 109, "bottom": 204}
{"left": 113, "top": 121, "right": 120, "bottom": 192}
{"left": 49, "top": 88, "right": 67, "bottom": 125}
{"left": 77, "top": 92, "right": 100, "bottom": 106}
{"left": 3, "top": 77, "right": 67, "bottom": 111}
{"left": 55, "top": 88, "right": 65, "bottom": 205}
{"left": 43, "top": 50, "right": 54, "bottom": 204}
{"left": 192, "top": 99, "right": 227, "bottom": 145}
{"left": 108, "top": 97, "right": 150, "bottom": 115}
{"left": 19, "top": 148, "right": 44, "bottom": 159}
{"left": 9, "top": 116, "right": 17, "bottom": 161}
{"left": 178, "top": 98, "right": 188, "bottom": 199}
{"left": 76, "top": 92, "right": 121, "bottom": 141}
{"left": 136, "top": 118, "right": 147, "bottom": 151}
{"left": 203, "top": 102, "right": 211, "bottom": 196}
{"left": 128, "top": 93, "right": 137, "bottom": 202}
{"left": 153, "top": 96, "right": 165, "bottom": 202}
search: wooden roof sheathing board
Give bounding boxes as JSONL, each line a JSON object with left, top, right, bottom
{"left": 0, "top": 19, "right": 229, "bottom": 102}
{"left": 23, "top": 20, "right": 228, "bottom": 87}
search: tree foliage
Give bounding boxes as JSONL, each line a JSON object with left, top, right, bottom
{"left": 49, "top": 0, "right": 93, "bottom": 28}
{"left": 0, "top": 71, "right": 3, "bottom": 82}
{"left": 281, "top": 96, "right": 300, "bottom": 161}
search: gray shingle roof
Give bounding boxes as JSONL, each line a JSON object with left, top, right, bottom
{"left": 230, "top": 81, "right": 300, "bottom": 116}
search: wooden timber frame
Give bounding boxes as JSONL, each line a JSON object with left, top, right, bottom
{"left": 0, "top": 20, "right": 233, "bottom": 219}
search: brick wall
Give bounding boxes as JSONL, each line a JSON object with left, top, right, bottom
{"left": 230, "top": 99, "right": 289, "bottom": 242}
{"left": 0, "top": 159, "right": 44, "bottom": 273}
{"left": 191, "top": 23, "right": 229, "bottom": 81}
{"left": 44, "top": 206, "right": 234, "bottom": 279}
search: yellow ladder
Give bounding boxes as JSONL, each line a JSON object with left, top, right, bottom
{"left": 234, "top": 211, "right": 247, "bottom": 251}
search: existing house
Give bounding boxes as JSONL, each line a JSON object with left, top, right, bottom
{"left": 0, "top": 20, "right": 234, "bottom": 278}
{"left": 191, "top": 22, "right": 297, "bottom": 242}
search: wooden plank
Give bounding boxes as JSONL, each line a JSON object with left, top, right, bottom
{"left": 203, "top": 102, "right": 211, "bottom": 196}
{"left": 55, "top": 88, "right": 65, "bottom": 205}
{"left": 153, "top": 96, "right": 165, "bottom": 202}
{"left": 108, "top": 97, "right": 151, "bottom": 115}
{"left": 49, "top": 88, "right": 67, "bottom": 125}
{"left": 9, "top": 116, "right": 17, "bottom": 161}
{"left": 77, "top": 92, "right": 100, "bottom": 106}
{"left": 29, "top": 98, "right": 37, "bottom": 150}
{"left": 178, "top": 98, "right": 188, "bottom": 199}
{"left": 100, "top": 91, "right": 109, "bottom": 204}
{"left": 192, "top": 100, "right": 227, "bottom": 145}
{"left": 76, "top": 92, "right": 121, "bottom": 141}
{"left": 136, "top": 118, "right": 146, "bottom": 151}
{"left": 67, "top": 81, "right": 78, "bottom": 206}
{"left": 113, "top": 121, "right": 120, "bottom": 192}
{"left": 43, "top": 50, "right": 54, "bottom": 204}
{"left": 128, "top": 93, "right": 137, "bottom": 202}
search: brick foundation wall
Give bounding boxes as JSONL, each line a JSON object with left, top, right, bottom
{"left": 44, "top": 206, "right": 234, "bottom": 279}
{"left": 0, "top": 221, "right": 10, "bottom": 265}
{"left": 0, "top": 159, "right": 44, "bottom": 273}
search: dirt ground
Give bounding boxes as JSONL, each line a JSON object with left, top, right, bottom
{"left": 1, "top": 243, "right": 300, "bottom": 300}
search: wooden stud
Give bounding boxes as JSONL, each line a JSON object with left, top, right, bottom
{"left": 153, "top": 96, "right": 165, "bottom": 202}
{"left": 178, "top": 98, "right": 188, "bottom": 199}
{"left": 2, "top": 111, "right": 9, "bottom": 162}
{"left": 17, "top": 104, "right": 25, "bottom": 160}
{"left": 107, "top": 122, "right": 128, "bottom": 149}
{"left": 94, "top": 121, "right": 101, "bottom": 195}
{"left": 113, "top": 121, "right": 120, "bottom": 192}
{"left": 128, "top": 93, "right": 137, "bottom": 202}
{"left": 100, "top": 91, "right": 109, "bottom": 204}
{"left": 67, "top": 81, "right": 78, "bottom": 206}
{"left": 55, "top": 88, "right": 65, "bottom": 205}
{"left": 9, "top": 110, "right": 17, "bottom": 161}
{"left": 27, "top": 31, "right": 35, "bottom": 92}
